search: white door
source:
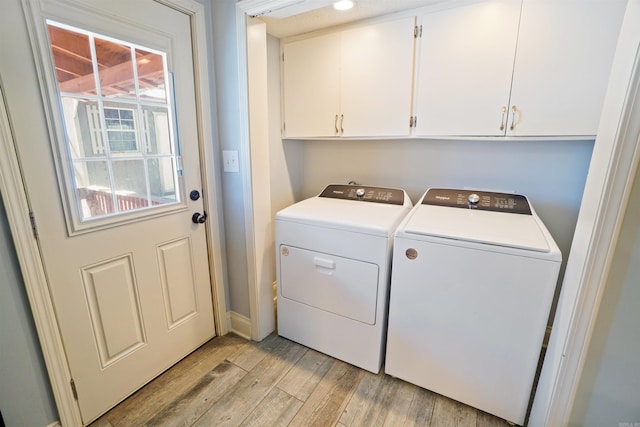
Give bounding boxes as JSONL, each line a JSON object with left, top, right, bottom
{"left": 21, "top": 1, "right": 215, "bottom": 423}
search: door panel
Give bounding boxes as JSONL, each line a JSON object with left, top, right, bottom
{"left": 81, "top": 255, "right": 146, "bottom": 367}
{"left": 157, "top": 236, "right": 199, "bottom": 328}
{"left": 21, "top": 0, "right": 216, "bottom": 423}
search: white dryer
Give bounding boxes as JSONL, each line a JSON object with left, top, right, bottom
{"left": 275, "top": 184, "right": 412, "bottom": 373}
{"left": 385, "top": 188, "right": 561, "bottom": 425}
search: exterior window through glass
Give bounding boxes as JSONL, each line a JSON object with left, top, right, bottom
{"left": 105, "top": 107, "right": 138, "bottom": 152}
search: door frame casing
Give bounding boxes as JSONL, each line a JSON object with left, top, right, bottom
{"left": 235, "top": 0, "right": 277, "bottom": 343}
{"left": 0, "top": 0, "right": 228, "bottom": 425}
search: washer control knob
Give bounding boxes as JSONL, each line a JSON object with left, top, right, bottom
{"left": 356, "top": 188, "right": 366, "bottom": 198}
{"left": 468, "top": 193, "right": 480, "bottom": 205}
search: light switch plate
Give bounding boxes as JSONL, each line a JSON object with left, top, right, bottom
{"left": 222, "top": 150, "right": 239, "bottom": 173}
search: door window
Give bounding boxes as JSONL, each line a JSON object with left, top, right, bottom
{"left": 47, "top": 21, "right": 180, "bottom": 223}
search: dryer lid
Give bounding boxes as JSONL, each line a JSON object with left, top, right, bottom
{"left": 276, "top": 189, "right": 412, "bottom": 236}
{"left": 404, "top": 204, "right": 551, "bottom": 252}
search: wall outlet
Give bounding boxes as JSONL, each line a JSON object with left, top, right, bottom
{"left": 222, "top": 150, "right": 239, "bottom": 173}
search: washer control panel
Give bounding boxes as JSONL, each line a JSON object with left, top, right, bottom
{"left": 319, "top": 184, "right": 405, "bottom": 205}
{"left": 422, "top": 188, "right": 531, "bottom": 214}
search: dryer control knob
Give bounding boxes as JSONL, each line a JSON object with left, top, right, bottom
{"left": 356, "top": 188, "right": 366, "bottom": 198}
{"left": 468, "top": 193, "right": 480, "bottom": 205}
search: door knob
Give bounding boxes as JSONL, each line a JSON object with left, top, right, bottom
{"left": 192, "top": 211, "right": 207, "bottom": 224}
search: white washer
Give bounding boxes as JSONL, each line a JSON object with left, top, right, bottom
{"left": 275, "top": 184, "right": 412, "bottom": 373}
{"left": 385, "top": 188, "right": 561, "bottom": 425}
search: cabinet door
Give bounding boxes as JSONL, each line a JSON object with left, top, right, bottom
{"left": 340, "top": 17, "right": 416, "bottom": 138}
{"left": 414, "top": 1, "right": 521, "bottom": 137}
{"left": 508, "top": 0, "right": 626, "bottom": 136}
{"left": 282, "top": 32, "right": 340, "bottom": 138}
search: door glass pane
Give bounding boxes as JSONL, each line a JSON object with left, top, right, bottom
{"left": 136, "top": 49, "right": 167, "bottom": 102}
{"left": 48, "top": 25, "right": 96, "bottom": 95}
{"left": 61, "top": 97, "right": 105, "bottom": 158}
{"left": 148, "top": 158, "right": 177, "bottom": 204}
{"left": 113, "top": 159, "right": 149, "bottom": 211}
{"left": 95, "top": 37, "right": 137, "bottom": 100}
{"left": 74, "top": 160, "right": 114, "bottom": 218}
{"left": 103, "top": 101, "right": 140, "bottom": 154}
{"left": 47, "top": 21, "right": 181, "bottom": 224}
{"left": 142, "top": 105, "right": 172, "bottom": 155}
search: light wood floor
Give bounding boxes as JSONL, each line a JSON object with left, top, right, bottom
{"left": 89, "top": 333, "right": 513, "bottom": 427}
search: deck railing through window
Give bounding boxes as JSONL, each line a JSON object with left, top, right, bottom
{"left": 77, "top": 186, "right": 164, "bottom": 218}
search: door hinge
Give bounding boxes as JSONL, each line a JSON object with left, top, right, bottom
{"left": 282, "top": 52, "right": 285, "bottom": 62}
{"left": 28, "top": 211, "right": 38, "bottom": 240}
{"left": 70, "top": 379, "right": 78, "bottom": 400}
{"left": 409, "top": 116, "right": 418, "bottom": 128}
{"left": 414, "top": 25, "right": 422, "bottom": 38}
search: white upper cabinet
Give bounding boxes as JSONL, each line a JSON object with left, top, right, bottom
{"left": 414, "top": 1, "right": 521, "bottom": 137}
{"left": 507, "top": 0, "right": 627, "bottom": 136}
{"left": 282, "top": 0, "right": 626, "bottom": 139}
{"left": 282, "top": 16, "right": 416, "bottom": 138}
{"left": 282, "top": 32, "right": 341, "bottom": 138}
{"left": 339, "top": 17, "right": 416, "bottom": 137}
{"left": 414, "top": 0, "right": 626, "bottom": 138}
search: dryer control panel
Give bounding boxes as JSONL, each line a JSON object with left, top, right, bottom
{"left": 319, "top": 184, "right": 405, "bottom": 205}
{"left": 422, "top": 188, "right": 531, "bottom": 214}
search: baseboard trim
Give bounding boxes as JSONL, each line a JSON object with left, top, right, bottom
{"left": 46, "top": 422, "right": 62, "bottom": 427}
{"left": 228, "top": 311, "right": 252, "bottom": 340}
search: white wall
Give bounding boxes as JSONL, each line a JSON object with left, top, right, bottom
{"left": 0, "top": 195, "right": 58, "bottom": 426}
{"left": 569, "top": 163, "right": 640, "bottom": 426}
{"left": 245, "top": 25, "right": 304, "bottom": 338}
{"left": 211, "top": 0, "right": 251, "bottom": 318}
{"left": 246, "top": 19, "right": 276, "bottom": 339}
{"left": 267, "top": 34, "right": 303, "bottom": 217}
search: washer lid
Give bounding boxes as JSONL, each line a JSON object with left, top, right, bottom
{"left": 404, "top": 204, "right": 551, "bottom": 252}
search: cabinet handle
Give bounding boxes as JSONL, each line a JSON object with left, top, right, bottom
{"left": 499, "top": 106, "right": 507, "bottom": 131}
{"left": 509, "top": 105, "right": 517, "bottom": 131}
{"left": 334, "top": 114, "right": 339, "bottom": 136}
{"left": 340, "top": 114, "right": 344, "bottom": 135}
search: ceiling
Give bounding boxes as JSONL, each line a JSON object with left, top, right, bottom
{"left": 254, "top": 0, "right": 451, "bottom": 38}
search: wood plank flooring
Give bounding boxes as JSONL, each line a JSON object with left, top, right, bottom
{"left": 89, "top": 333, "right": 513, "bottom": 427}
